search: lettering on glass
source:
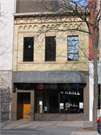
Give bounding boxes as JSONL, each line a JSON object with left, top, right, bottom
{"left": 50, "top": 83, "right": 57, "bottom": 89}
{"left": 37, "top": 83, "right": 45, "bottom": 89}
{"left": 61, "top": 91, "right": 80, "bottom": 95}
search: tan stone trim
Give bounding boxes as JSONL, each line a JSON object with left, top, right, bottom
{"left": 18, "top": 31, "right": 57, "bottom": 37}
{"left": 45, "top": 32, "right": 56, "bottom": 37}
{"left": 13, "top": 11, "right": 89, "bottom": 17}
{"left": 15, "top": 20, "right": 84, "bottom": 25}
{"left": 17, "top": 90, "right": 33, "bottom": 92}
{"left": 18, "top": 61, "right": 86, "bottom": 64}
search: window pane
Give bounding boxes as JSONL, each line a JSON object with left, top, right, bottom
{"left": 43, "top": 90, "right": 58, "bottom": 113}
{"left": 98, "top": 84, "right": 101, "bottom": 109}
{"left": 23, "top": 37, "right": 34, "bottom": 61}
{"left": 68, "top": 36, "right": 79, "bottom": 61}
{"left": 60, "top": 89, "right": 83, "bottom": 114}
{"left": 36, "top": 90, "right": 58, "bottom": 113}
{"left": 35, "top": 83, "right": 84, "bottom": 114}
{"left": 45, "top": 37, "right": 56, "bottom": 61}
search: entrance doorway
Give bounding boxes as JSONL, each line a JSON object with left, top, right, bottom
{"left": 17, "top": 93, "right": 30, "bottom": 120}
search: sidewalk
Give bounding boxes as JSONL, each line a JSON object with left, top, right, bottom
{"left": 1, "top": 121, "right": 99, "bottom": 135}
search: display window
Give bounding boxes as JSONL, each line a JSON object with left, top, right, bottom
{"left": 60, "top": 90, "right": 83, "bottom": 114}
{"left": 35, "top": 83, "right": 85, "bottom": 114}
{"left": 15, "top": 83, "right": 84, "bottom": 114}
{"left": 98, "top": 84, "right": 101, "bottom": 109}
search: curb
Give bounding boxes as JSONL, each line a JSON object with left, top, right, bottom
{"left": 1, "top": 130, "right": 99, "bottom": 135}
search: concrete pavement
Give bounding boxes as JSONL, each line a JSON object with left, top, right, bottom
{"left": 1, "top": 121, "right": 99, "bottom": 135}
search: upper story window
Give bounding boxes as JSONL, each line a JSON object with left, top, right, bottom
{"left": 23, "top": 37, "right": 34, "bottom": 62}
{"left": 67, "top": 36, "right": 79, "bottom": 61}
{"left": 45, "top": 37, "right": 56, "bottom": 61}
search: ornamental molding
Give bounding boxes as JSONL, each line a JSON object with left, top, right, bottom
{"left": 15, "top": 16, "right": 84, "bottom": 25}
{"left": 18, "top": 23, "right": 86, "bottom": 32}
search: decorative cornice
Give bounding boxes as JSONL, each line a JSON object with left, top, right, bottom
{"left": 13, "top": 11, "right": 73, "bottom": 17}
{"left": 13, "top": 10, "right": 90, "bottom": 19}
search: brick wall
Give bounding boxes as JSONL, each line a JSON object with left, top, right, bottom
{"left": 16, "top": 0, "right": 53, "bottom": 13}
{"left": 16, "top": 0, "right": 70, "bottom": 13}
{"left": 98, "top": 0, "right": 101, "bottom": 61}
{"left": 88, "top": 0, "right": 99, "bottom": 61}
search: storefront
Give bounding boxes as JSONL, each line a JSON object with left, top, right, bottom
{"left": 11, "top": 71, "right": 89, "bottom": 121}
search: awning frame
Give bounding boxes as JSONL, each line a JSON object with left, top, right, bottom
{"left": 13, "top": 71, "right": 87, "bottom": 84}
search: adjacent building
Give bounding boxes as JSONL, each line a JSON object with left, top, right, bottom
{"left": 88, "top": 0, "right": 101, "bottom": 121}
{"left": 0, "top": 0, "right": 16, "bottom": 121}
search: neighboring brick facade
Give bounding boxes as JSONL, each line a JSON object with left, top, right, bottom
{"left": 16, "top": 0, "right": 53, "bottom": 13}
{"left": 13, "top": 13, "right": 89, "bottom": 72}
{"left": 0, "top": 71, "right": 12, "bottom": 121}
{"left": 88, "top": 0, "right": 99, "bottom": 61}
{"left": 16, "top": 0, "right": 70, "bottom": 13}
{"left": 98, "top": 0, "right": 101, "bottom": 61}
{"left": 99, "top": 20, "right": 101, "bottom": 61}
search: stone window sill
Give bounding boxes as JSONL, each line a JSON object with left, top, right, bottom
{"left": 18, "top": 61, "right": 86, "bottom": 64}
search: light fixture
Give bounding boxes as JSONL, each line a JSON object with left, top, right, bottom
{"left": 28, "top": 45, "right": 32, "bottom": 48}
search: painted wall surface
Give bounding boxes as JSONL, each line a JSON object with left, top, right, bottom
{"left": 89, "top": 61, "right": 101, "bottom": 121}
{"left": 13, "top": 15, "right": 89, "bottom": 71}
{"left": 0, "top": 0, "right": 16, "bottom": 70}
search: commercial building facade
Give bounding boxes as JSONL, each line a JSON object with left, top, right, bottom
{"left": 0, "top": 0, "right": 16, "bottom": 121}
{"left": 88, "top": 0, "right": 101, "bottom": 121}
{"left": 1, "top": 0, "right": 100, "bottom": 122}
{"left": 11, "top": 11, "right": 89, "bottom": 121}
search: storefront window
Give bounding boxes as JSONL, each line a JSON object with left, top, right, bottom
{"left": 43, "top": 90, "right": 58, "bottom": 113}
{"left": 36, "top": 83, "right": 84, "bottom": 114}
{"left": 98, "top": 84, "right": 101, "bottom": 109}
{"left": 60, "top": 90, "right": 83, "bottom": 114}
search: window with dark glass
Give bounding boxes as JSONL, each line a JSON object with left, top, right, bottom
{"left": 68, "top": 36, "right": 79, "bottom": 61}
{"left": 23, "top": 37, "right": 34, "bottom": 62}
{"left": 35, "top": 83, "right": 84, "bottom": 114}
{"left": 98, "top": 84, "right": 101, "bottom": 109}
{"left": 60, "top": 90, "right": 83, "bottom": 114}
{"left": 43, "top": 90, "right": 58, "bottom": 113}
{"left": 59, "top": 84, "right": 84, "bottom": 114}
{"left": 45, "top": 37, "right": 56, "bottom": 61}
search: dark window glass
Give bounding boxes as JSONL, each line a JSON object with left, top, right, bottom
{"left": 60, "top": 90, "right": 83, "bottom": 114}
{"left": 23, "top": 37, "right": 34, "bottom": 61}
{"left": 98, "top": 84, "right": 101, "bottom": 109}
{"left": 36, "top": 90, "right": 58, "bottom": 113}
{"left": 68, "top": 36, "right": 79, "bottom": 61}
{"left": 43, "top": 90, "right": 58, "bottom": 113}
{"left": 45, "top": 37, "right": 56, "bottom": 61}
{"left": 35, "top": 83, "right": 84, "bottom": 114}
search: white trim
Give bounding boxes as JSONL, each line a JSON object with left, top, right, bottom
{"left": 89, "top": 62, "right": 94, "bottom": 121}
{"left": 89, "top": 61, "right": 101, "bottom": 121}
